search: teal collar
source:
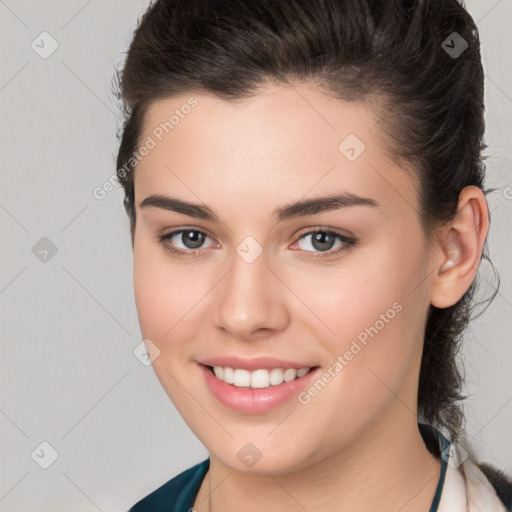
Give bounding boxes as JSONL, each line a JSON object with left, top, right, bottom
{"left": 419, "top": 422, "right": 451, "bottom": 512}
{"left": 129, "top": 422, "right": 451, "bottom": 511}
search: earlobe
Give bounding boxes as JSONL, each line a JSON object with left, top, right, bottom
{"left": 430, "top": 186, "right": 489, "bottom": 309}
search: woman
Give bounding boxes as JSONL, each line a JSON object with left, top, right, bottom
{"left": 114, "top": 0, "right": 512, "bottom": 510}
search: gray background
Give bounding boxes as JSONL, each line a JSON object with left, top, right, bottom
{"left": 0, "top": 1, "right": 510, "bottom": 510}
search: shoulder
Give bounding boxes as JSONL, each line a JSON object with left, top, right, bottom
{"left": 468, "top": 460, "right": 512, "bottom": 511}
{"left": 437, "top": 455, "right": 512, "bottom": 512}
{"left": 419, "top": 423, "right": 512, "bottom": 512}
{"left": 478, "top": 462, "right": 512, "bottom": 509}
{"left": 127, "top": 458, "right": 210, "bottom": 512}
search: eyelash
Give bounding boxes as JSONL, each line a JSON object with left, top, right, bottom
{"left": 155, "top": 227, "right": 357, "bottom": 260}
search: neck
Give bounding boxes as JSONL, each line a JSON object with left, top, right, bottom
{"left": 196, "top": 410, "right": 441, "bottom": 512}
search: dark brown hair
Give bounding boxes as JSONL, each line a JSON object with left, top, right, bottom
{"left": 113, "top": 0, "right": 499, "bottom": 444}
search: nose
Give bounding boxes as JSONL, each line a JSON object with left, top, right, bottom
{"left": 213, "top": 247, "right": 290, "bottom": 340}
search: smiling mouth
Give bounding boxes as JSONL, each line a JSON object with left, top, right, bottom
{"left": 204, "top": 365, "right": 317, "bottom": 389}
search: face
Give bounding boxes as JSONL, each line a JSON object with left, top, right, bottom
{"left": 132, "top": 83, "right": 435, "bottom": 474}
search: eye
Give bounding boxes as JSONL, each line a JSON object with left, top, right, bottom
{"left": 291, "top": 228, "right": 357, "bottom": 258}
{"left": 155, "top": 229, "right": 216, "bottom": 257}
{"left": 155, "top": 227, "right": 357, "bottom": 259}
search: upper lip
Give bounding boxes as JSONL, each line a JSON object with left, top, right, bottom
{"left": 198, "top": 356, "right": 316, "bottom": 371}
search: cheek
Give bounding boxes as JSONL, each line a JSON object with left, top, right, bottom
{"left": 133, "top": 236, "right": 218, "bottom": 367}
{"left": 299, "top": 237, "right": 427, "bottom": 395}
{"left": 289, "top": 247, "right": 412, "bottom": 346}
{"left": 133, "top": 243, "right": 169, "bottom": 338}
{"left": 133, "top": 239, "right": 191, "bottom": 342}
{"left": 132, "top": 242, "right": 206, "bottom": 408}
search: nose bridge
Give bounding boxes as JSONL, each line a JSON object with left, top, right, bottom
{"left": 213, "top": 242, "right": 288, "bottom": 338}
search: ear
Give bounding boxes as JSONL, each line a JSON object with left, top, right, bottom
{"left": 429, "top": 186, "right": 489, "bottom": 309}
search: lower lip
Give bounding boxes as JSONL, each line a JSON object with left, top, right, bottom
{"left": 199, "top": 364, "right": 320, "bottom": 414}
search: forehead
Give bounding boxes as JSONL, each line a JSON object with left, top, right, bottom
{"left": 141, "top": 83, "right": 381, "bottom": 153}
{"left": 135, "top": 84, "right": 419, "bottom": 219}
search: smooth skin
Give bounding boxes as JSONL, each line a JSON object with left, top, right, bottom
{"left": 132, "top": 82, "right": 489, "bottom": 512}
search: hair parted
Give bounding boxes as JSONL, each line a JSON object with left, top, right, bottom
{"left": 113, "top": 0, "right": 499, "bottom": 444}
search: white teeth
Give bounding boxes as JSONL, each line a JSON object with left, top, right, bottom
{"left": 296, "top": 368, "right": 309, "bottom": 378}
{"left": 269, "top": 368, "right": 284, "bottom": 385}
{"left": 214, "top": 366, "right": 224, "bottom": 380}
{"left": 211, "top": 366, "right": 312, "bottom": 388}
{"left": 223, "top": 367, "right": 235, "bottom": 384}
{"left": 283, "top": 368, "right": 297, "bottom": 382}
{"left": 233, "top": 369, "right": 251, "bottom": 387}
{"left": 251, "top": 369, "right": 270, "bottom": 388}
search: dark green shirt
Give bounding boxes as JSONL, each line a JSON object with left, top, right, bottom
{"left": 128, "top": 422, "right": 450, "bottom": 512}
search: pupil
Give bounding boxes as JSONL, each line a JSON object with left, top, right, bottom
{"left": 183, "top": 230, "right": 204, "bottom": 249}
{"left": 312, "top": 232, "right": 334, "bottom": 251}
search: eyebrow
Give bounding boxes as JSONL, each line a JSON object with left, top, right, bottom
{"left": 139, "top": 192, "right": 378, "bottom": 223}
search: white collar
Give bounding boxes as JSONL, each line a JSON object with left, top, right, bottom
{"left": 437, "top": 449, "right": 507, "bottom": 512}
